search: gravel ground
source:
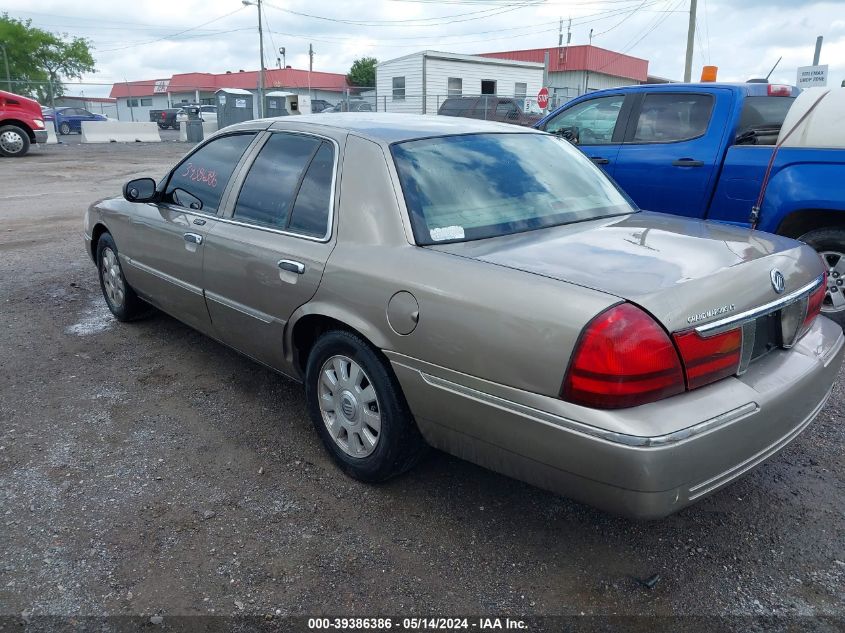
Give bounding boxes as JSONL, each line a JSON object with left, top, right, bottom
{"left": 0, "top": 141, "right": 844, "bottom": 627}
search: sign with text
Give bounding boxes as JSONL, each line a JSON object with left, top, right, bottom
{"left": 797, "top": 65, "right": 828, "bottom": 89}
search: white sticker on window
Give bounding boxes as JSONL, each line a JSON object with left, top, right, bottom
{"left": 430, "top": 225, "right": 465, "bottom": 241}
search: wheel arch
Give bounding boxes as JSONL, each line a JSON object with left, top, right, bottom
{"left": 287, "top": 306, "right": 392, "bottom": 380}
{"left": 90, "top": 222, "right": 111, "bottom": 261}
{"left": 0, "top": 119, "right": 36, "bottom": 143}
{"left": 776, "top": 209, "right": 845, "bottom": 240}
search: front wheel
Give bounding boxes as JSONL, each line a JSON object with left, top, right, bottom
{"left": 798, "top": 227, "right": 845, "bottom": 326}
{"left": 96, "top": 232, "right": 151, "bottom": 322}
{"left": 305, "top": 330, "right": 426, "bottom": 482}
{"left": 0, "top": 125, "right": 31, "bottom": 157}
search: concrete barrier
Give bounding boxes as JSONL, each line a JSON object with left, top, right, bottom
{"left": 45, "top": 125, "right": 58, "bottom": 144}
{"left": 179, "top": 120, "right": 218, "bottom": 142}
{"left": 81, "top": 121, "right": 161, "bottom": 143}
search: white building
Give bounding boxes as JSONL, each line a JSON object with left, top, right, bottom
{"left": 376, "top": 51, "right": 544, "bottom": 115}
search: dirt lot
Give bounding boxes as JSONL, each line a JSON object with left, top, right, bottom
{"left": 1, "top": 141, "right": 844, "bottom": 626}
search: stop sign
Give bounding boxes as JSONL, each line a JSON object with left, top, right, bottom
{"left": 537, "top": 87, "right": 549, "bottom": 109}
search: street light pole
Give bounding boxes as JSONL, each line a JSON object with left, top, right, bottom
{"left": 243, "top": 0, "right": 266, "bottom": 118}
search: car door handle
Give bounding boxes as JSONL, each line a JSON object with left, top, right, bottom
{"left": 183, "top": 232, "right": 203, "bottom": 245}
{"left": 590, "top": 157, "right": 610, "bottom": 165}
{"left": 278, "top": 259, "right": 305, "bottom": 274}
{"left": 672, "top": 158, "right": 704, "bottom": 167}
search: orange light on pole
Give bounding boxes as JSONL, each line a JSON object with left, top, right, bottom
{"left": 701, "top": 66, "right": 718, "bottom": 82}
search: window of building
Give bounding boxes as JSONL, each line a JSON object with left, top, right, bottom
{"left": 632, "top": 93, "right": 714, "bottom": 143}
{"left": 392, "top": 76, "right": 406, "bottom": 101}
{"left": 447, "top": 77, "right": 462, "bottom": 97}
{"left": 514, "top": 82, "right": 527, "bottom": 98}
{"left": 481, "top": 80, "right": 496, "bottom": 95}
{"left": 126, "top": 99, "right": 138, "bottom": 107}
{"left": 233, "top": 133, "right": 324, "bottom": 231}
{"left": 165, "top": 133, "right": 256, "bottom": 214}
{"left": 140, "top": 98, "right": 152, "bottom": 106}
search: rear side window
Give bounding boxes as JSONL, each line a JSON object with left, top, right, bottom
{"left": 233, "top": 133, "right": 322, "bottom": 229}
{"left": 737, "top": 96, "right": 795, "bottom": 138}
{"left": 288, "top": 142, "right": 335, "bottom": 237}
{"left": 632, "top": 93, "right": 713, "bottom": 143}
{"left": 166, "top": 133, "right": 255, "bottom": 213}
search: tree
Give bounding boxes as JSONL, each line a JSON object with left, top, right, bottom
{"left": 0, "top": 14, "right": 95, "bottom": 101}
{"left": 347, "top": 57, "right": 377, "bottom": 88}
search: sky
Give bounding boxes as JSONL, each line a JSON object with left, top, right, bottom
{"left": 4, "top": 0, "right": 845, "bottom": 97}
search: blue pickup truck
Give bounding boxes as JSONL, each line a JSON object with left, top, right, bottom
{"left": 536, "top": 82, "right": 845, "bottom": 321}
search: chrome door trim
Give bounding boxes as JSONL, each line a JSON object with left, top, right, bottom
{"left": 124, "top": 255, "right": 203, "bottom": 296}
{"left": 694, "top": 275, "right": 825, "bottom": 336}
{"left": 204, "top": 290, "right": 286, "bottom": 325}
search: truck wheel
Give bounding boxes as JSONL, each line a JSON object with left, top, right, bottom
{"left": 157, "top": 122, "right": 168, "bottom": 130}
{"left": 59, "top": 122, "right": 71, "bottom": 135}
{"left": 0, "top": 125, "right": 31, "bottom": 157}
{"left": 305, "top": 330, "right": 427, "bottom": 483}
{"left": 798, "top": 228, "right": 845, "bottom": 326}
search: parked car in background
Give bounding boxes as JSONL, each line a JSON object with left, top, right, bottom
{"left": 149, "top": 108, "right": 182, "bottom": 130}
{"left": 84, "top": 114, "right": 842, "bottom": 519}
{"left": 0, "top": 89, "right": 47, "bottom": 157}
{"left": 537, "top": 82, "right": 845, "bottom": 323}
{"left": 333, "top": 99, "right": 373, "bottom": 112}
{"left": 311, "top": 99, "right": 333, "bottom": 113}
{"left": 175, "top": 105, "right": 218, "bottom": 126}
{"left": 438, "top": 96, "right": 542, "bottom": 127}
{"left": 42, "top": 106, "right": 107, "bottom": 135}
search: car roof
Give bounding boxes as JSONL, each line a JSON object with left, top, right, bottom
{"left": 237, "top": 113, "right": 539, "bottom": 143}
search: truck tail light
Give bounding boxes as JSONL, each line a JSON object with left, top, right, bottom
{"left": 768, "top": 84, "right": 792, "bottom": 96}
{"left": 673, "top": 328, "right": 742, "bottom": 390}
{"left": 801, "top": 271, "right": 827, "bottom": 333}
{"left": 562, "top": 303, "right": 685, "bottom": 409}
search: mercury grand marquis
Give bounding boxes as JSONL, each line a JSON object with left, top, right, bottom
{"left": 84, "top": 114, "right": 844, "bottom": 518}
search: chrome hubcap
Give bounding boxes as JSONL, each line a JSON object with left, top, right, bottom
{"left": 317, "top": 355, "right": 381, "bottom": 458}
{"left": 0, "top": 130, "right": 24, "bottom": 154}
{"left": 101, "top": 247, "right": 125, "bottom": 309}
{"left": 820, "top": 250, "right": 845, "bottom": 313}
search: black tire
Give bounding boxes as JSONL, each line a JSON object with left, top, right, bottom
{"left": 59, "top": 122, "right": 71, "bottom": 135}
{"left": 0, "top": 124, "right": 31, "bottom": 157}
{"left": 798, "top": 227, "right": 845, "bottom": 327}
{"left": 157, "top": 122, "right": 168, "bottom": 130}
{"left": 95, "top": 232, "right": 151, "bottom": 322}
{"left": 171, "top": 123, "right": 180, "bottom": 130}
{"left": 305, "top": 330, "right": 427, "bottom": 482}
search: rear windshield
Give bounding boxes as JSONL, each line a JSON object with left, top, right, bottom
{"left": 737, "top": 96, "right": 796, "bottom": 137}
{"left": 391, "top": 133, "right": 635, "bottom": 245}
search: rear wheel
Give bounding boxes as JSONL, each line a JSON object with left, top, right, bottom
{"left": 0, "top": 125, "right": 30, "bottom": 157}
{"left": 96, "top": 232, "right": 150, "bottom": 322}
{"left": 59, "top": 122, "right": 71, "bottom": 135}
{"left": 798, "top": 227, "right": 845, "bottom": 326}
{"left": 305, "top": 330, "right": 426, "bottom": 482}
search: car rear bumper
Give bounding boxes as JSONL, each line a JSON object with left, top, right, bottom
{"left": 34, "top": 130, "right": 48, "bottom": 144}
{"left": 389, "top": 316, "right": 844, "bottom": 519}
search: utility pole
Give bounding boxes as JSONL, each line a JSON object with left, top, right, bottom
{"left": 812, "top": 36, "right": 823, "bottom": 65}
{"left": 558, "top": 18, "right": 563, "bottom": 47}
{"left": 683, "top": 0, "right": 698, "bottom": 83}
{"left": 243, "top": 0, "right": 265, "bottom": 118}
{"left": 0, "top": 44, "right": 10, "bottom": 91}
{"left": 308, "top": 43, "right": 314, "bottom": 99}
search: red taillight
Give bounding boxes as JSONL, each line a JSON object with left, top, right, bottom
{"left": 802, "top": 272, "right": 827, "bottom": 332}
{"left": 562, "top": 303, "right": 685, "bottom": 409}
{"left": 673, "top": 328, "right": 742, "bottom": 390}
{"left": 768, "top": 84, "right": 792, "bottom": 96}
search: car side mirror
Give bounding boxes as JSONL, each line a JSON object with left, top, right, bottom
{"left": 123, "top": 178, "right": 158, "bottom": 203}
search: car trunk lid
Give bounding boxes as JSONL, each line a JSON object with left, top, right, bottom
{"left": 428, "top": 211, "right": 824, "bottom": 334}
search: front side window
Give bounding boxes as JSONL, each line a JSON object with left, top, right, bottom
{"left": 448, "top": 77, "right": 462, "bottom": 97}
{"left": 496, "top": 100, "right": 516, "bottom": 118}
{"left": 392, "top": 77, "right": 405, "bottom": 101}
{"left": 165, "top": 133, "right": 255, "bottom": 214}
{"left": 392, "top": 133, "right": 635, "bottom": 245}
{"left": 543, "top": 95, "right": 624, "bottom": 144}
{"left": 233, "top": 133, "right": 332, "bottom": 234}
{"left": 632, "top": 93, "right": 713, "bottom": 143}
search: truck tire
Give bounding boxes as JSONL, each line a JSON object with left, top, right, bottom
{"left": 798, "top": 227, "right": 845, "bottom": 327}
{"left": 157, "top": 122, "right": 168, "bottom": 130}
{"left": 0, "top": 124, "right": 31, "bottom": 157}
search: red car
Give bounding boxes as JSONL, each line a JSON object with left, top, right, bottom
{"left": 0, "top": 89, "right": 48, "bottom": 157}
